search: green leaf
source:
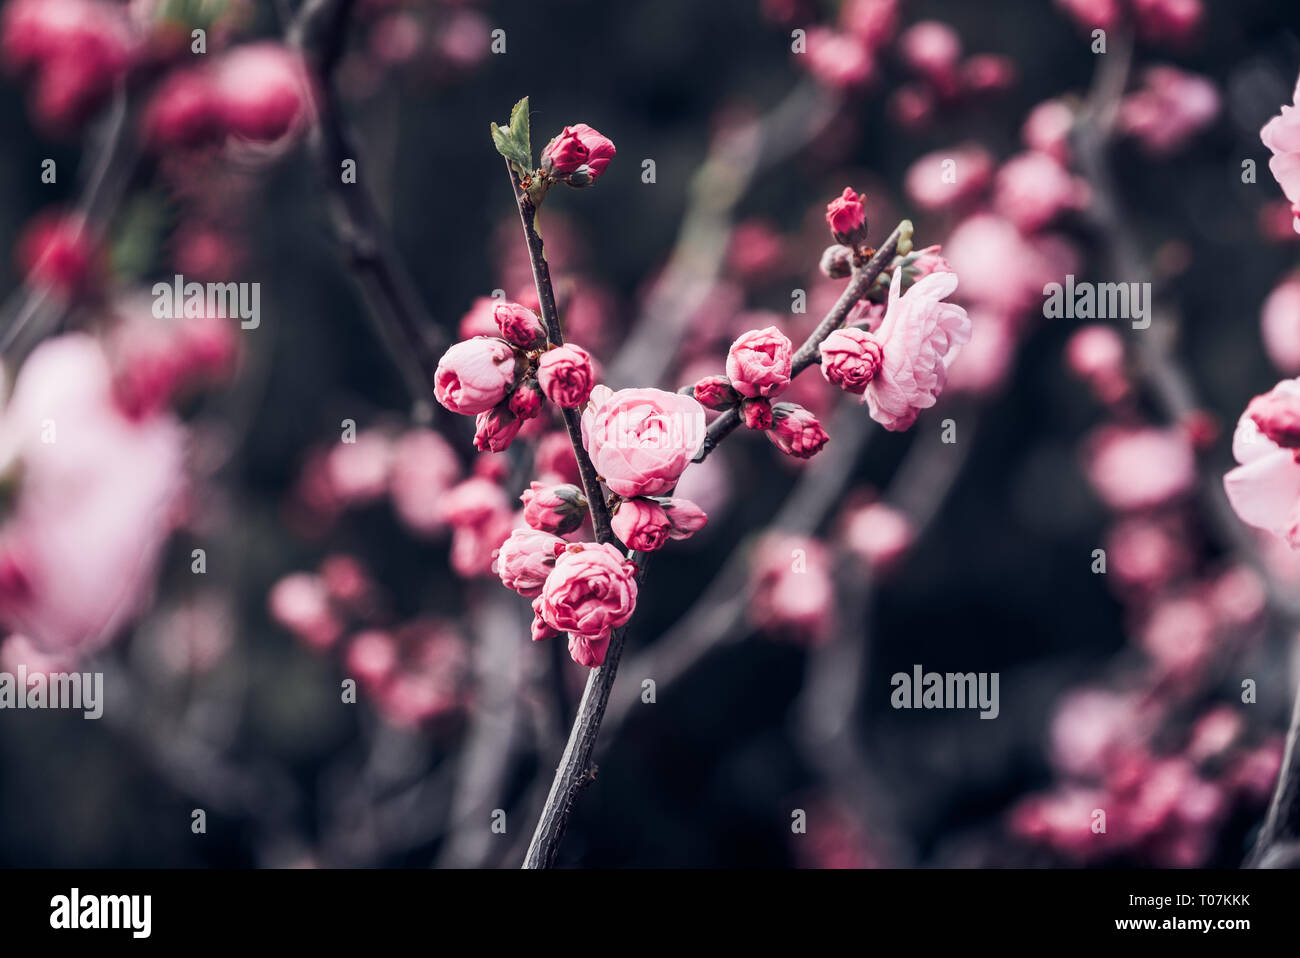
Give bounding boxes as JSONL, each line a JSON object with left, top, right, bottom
{"left": 490, "top": 96, "right": 534, "bottom": 178}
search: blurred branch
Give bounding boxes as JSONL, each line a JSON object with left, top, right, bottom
{"left": 521, "top": 221, "right": 906, "bottom": 867}
{"left": 608, "top": 81, "right": 840, "bottom": 388}
{"left": 290, "top": 0, "right": 444, "bottom": 419}
{"left": 1073, "top": 27, "right": 1300, "bottom": 866}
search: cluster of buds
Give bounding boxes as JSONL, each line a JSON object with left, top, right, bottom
{"left": 433, "top": 300, "right": 595, "bottom": 452}
{"left": 693, "top": 326, "right": 829, "bottom": 460}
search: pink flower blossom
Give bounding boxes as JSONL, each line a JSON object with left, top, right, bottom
{"left": 541, "top": 123, "right": 616, "bottom": 184}
{"left": 538, "top": 343, "right": 595, "bottom": 408}
{"left": 495, "top": 527, "right": 564, "bottom": 597}
{"left": 802, "top": 28, "right": 874, "bottom": 91}
{"left": 142, "top": 68, "right": 220, "bottom": 150}
{"left": 581, "top": 386, "right": 705, "bottom": 498}
{"left": 841, "top": 501, "right": 914, "bottom": 572}
{"left": 520, "top": 481, "right": 587, "bottom": 535}
{"left": 993, "top": 151, "right": 1088, "bottom": 233}
{"left": 1086, "top": 425, "right": 1196, "bottom": 512}
{"left": 326, "top": 430, "right": 392, "bottom": 504}
{"left": 1224, "top": 378, "right": 1300, "bottom": 546}
{"left": 458, "top": 296, "right": 501, "bottom": 339}
{"left": 433, "top": 337, "right": 517, "bottom": 415}
{"left": 1118, "top": 65, "right": 1220, "bottom": 157}
{"left": 840, "top": 0, "right": 899, "bottom": 48}
{"left": 269, "top": 572, "right": 343, "bottom": 651}
{"left": 860, "top": 269, "right": 971, "bottom": 431}
{"left": 661, "top": 497, "right": 708, "bottom": 539}
{"left": 1065, "top": 324, "right": 1128, "bottom": 403}
{"left": 0, "top": 335, "right": 184, "bottom": 653}
{"left": 1022, "top": 99, "right": 1075, "bottom": 163}
{"left": 898, "top": 21, "right": 961, "bottom": 94}
{"left": 441, "top": 476, "right": 510, "bottom": 530}
{"left": 769, "top": 403, "right": 829, "bottom": 459}
{"left": 903, "top": 145, "right": 994, "bottom": 211}
{"left": 1261, "top": 71, "right": 1300, "bottom": 235}
{"left": 824, "top": 187, "right": 868, "bottom": 244}
{"left": 212, "top": 43, "right": 313, "bottom": 144}
{"left": 943, "top": 213, "right": 1078, "bottom": 321}
{"left": 538, "top": 542, "right": 639, "bottom": 665}
{"left": 16, "top": 211, "right": 95, "bottom": 300}
{"left": 1054, "top": 0, "right": 1122, "bottom": 32}
{"left": 692, "top": 375, "right": 739, "bottom": 410}
{"left": 819, "top": 326, "right": 882, "bottom": 394}
{"left": 611, "top": 497, "right": 672, "bottom": 551}
{"left": 388, "top": 429, "right": 460, "bottom": 536}
{"left": 726, "top": 326, "right": 793, "bottom": 399}
{"left": 1261, "top": 275, "right": 1300, "bottom": 372}
{"left": 1133, "top": 0, "right": 1203, "bottom": 45}
{"left": 748, "top": 533, "right": 834, "bottom": 644}
{"left": 493, "top": 301, "right": 545, "bottom": 349}
{"left": 508, "top": 378, "right": 543, "bottom": 420}
{"left": 346, "top": 629, "right": 398, "bottom": 691}
{"left": 742, "top": 397, "right": 773, "bottom": 431}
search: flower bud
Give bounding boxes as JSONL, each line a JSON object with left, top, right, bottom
{"left": 493, "top": 301, "right": 546, "bottom": 349}
{"left": 819, "top": 327, "right": 882, "bottom": 394}
{"left": 538, "top": 343, "right": 595, "bottom": 408}
{"left": 660, "top": 497, "right": 708, "bottom": 540}
{"left": 611, "top": 497, "right": 672, "bottom": 552}
{"left": 434, "top": 337, "right": 517, "bottom": 415}
{"left": 521, "top": 481, "right": 588, "bottom": 535}
{"left": 692, "top": 375, "right": 740, "bottom": 410}
{"left": 743, "top": 397, "right": 774, "bottom": 431}
{"left": 541, "top": 123, "right": 616, "bottom": 184}
{"left": 495, "top": 527, "right": 564, "bottom": 597}
{"left": 509, "top": 377, "right": 543, "bottom": 420}
{"left": 819, "top": 244, "right": 854, "bottom": 279}
{"left": 769, "top": 402, "right": 830, "bottom": 459}
{"left": 474, "top": 404, "right": 522, "bottom": 453}
{"left": 825, "top": 187, "right": 869, "bottom": 246}
{"left": 726, "top": 326, "right": 793, "bottom": 399}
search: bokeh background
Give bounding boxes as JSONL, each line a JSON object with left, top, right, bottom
{"left": 2, "top": 0, "right": 1300, "bottom": 868}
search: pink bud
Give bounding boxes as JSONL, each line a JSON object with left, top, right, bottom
{"left": 508, "top": 378, "right": 543, "bottom": 420}
{"left": 538, "top": 343, "right": 595, "bottom": 408}
{"left": 769, "top": 403, "right": 829, "bottom": 459}
{"left": 434, "top": 337, "right": 517, "bottom": 415}
{"left": 819, "top": 244, "right": 853, "bottom": 279}
{"left": 269, "top": 573, "right": 342, "bottom": 650}
{"left": 743, "top": 397, "right": 773, "bottom": 431}
{"left": 16, "top": 211, "right": 94, "bottom": 300}
{"left": 661, "top": 497, "right": 708, "bottom": 540}
{"left": 212, "top": 43, "right": 312, "bottom": 144}
{"left": 692, "top": 375, "right": 739, "bottom": 410}
{"left": 568, "top": 633, "right": 611, "bottom": 668}
{"left": 521, "top": 481, "right": 587, "bottom": 535}
{"left": 542, "top": 123, "right": 616, "bottom": 184}
{"left": 899, "top": 21, "right": 961, "bottom": 93}
{"left": 442, "top": 477, "right": 510, "bottom": 529}
{"left": 142, "top": 68, "right": 221, "bottom": 150}
{"left": 825, "top": 187, "right": 868, "bottom": 245}
{"left": 819, "top": 327, "right": 882, "bottom": 394}
{"left": 493, "top": 301, "right": 546, "bottom": 349}
{"left": 345, "top": 630, "right": 398, "bottom": 690}
{"left": 611, "top": 497, "right": 672, "bottom": 551}
{"left": 495, "top": 527, "right": 564, "bottom": 597}
{"left": 474, "top": 404, "right": 521, "bottom": 453}
{"left": 727, "top": 326, "right": 793, "bottom": 399}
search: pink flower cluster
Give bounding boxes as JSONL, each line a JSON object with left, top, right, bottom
{"left": 433, "top": 301, "right": 597, "bottom": 453}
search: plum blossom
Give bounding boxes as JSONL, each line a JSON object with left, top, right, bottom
{"left": 536, "top": 542, "right": 639, "bottom": 666}
{"left": 1224, "top": 378, "right": 1300, "bottom": 546}
{"left": 581, "top": 386, "right": 705, "bottom": 498}
{"left": 1261, "top": 71, "right": 1300, "bottom": 235}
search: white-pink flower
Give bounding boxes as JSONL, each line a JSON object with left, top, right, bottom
{"left": 860, "top": 269, "right": 971, "bottom": 431}
{"left": 0, "top": 335, "right": 185, "bottom": 652}
{"left": 1224, "top": 378, "right": 1300, "bottom": 546}
{"left": 1261, "top": 71, "right": 1300, "bottom": 235}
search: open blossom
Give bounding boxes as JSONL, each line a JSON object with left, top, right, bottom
{"left": 1224, "top": 378, "right": 1300, "bottom": 546}
{"left": 769, "top": 403, "right": 829, "bottom": 459}
{"left": 1087, "top": 425, "right": 1196, "bottom": 512}
{"left": 903, "top": 144, "right": 993, "bottom": 211}
{"left": 541, "top": 123, "right": 616, "bottom": 183}
{"left": 824, "top": 187, "right": 868, "bottom": 245}
{"left": 434, "top": 337, "right": 517, "bottom": 415}
{"left": 611, "top": 498, "right": 672, "bottom": 551}
{"left": 819, "top": 327, "right": 883, "bottom": 394}
{"left": 521, "top": 481, "right": 587, "bottom": 535}
{"left": 0, "top": 335, "right": 184, "bottom": 652}
{"left": 538, "top": 343, "right": 595, "bottom": 408}
{"left": 1261, "top": 71, "right": 1300, "bottom": 234}
{"left": 727, "top": 326, "right": 793, "bottom": 398}
{"left": 537, "top": 542, "right": 639, "bottom": 666}
{"left": 860, "top": 270, "right": 971, "bottom": 431}
{"left": 493, "top": 301, "right": 545, "bottom": 349}
{"left": 581, "top": 386, "right": 705, "bottom": 497}
{"left": 495, "top": 528, "right": 563, "bottom": 597}
{"left": 1118, "top": 65, "right": 1219, "bottom": 157}
{"left": 993, "top": 151, "right": 1088, "bottom": 233}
